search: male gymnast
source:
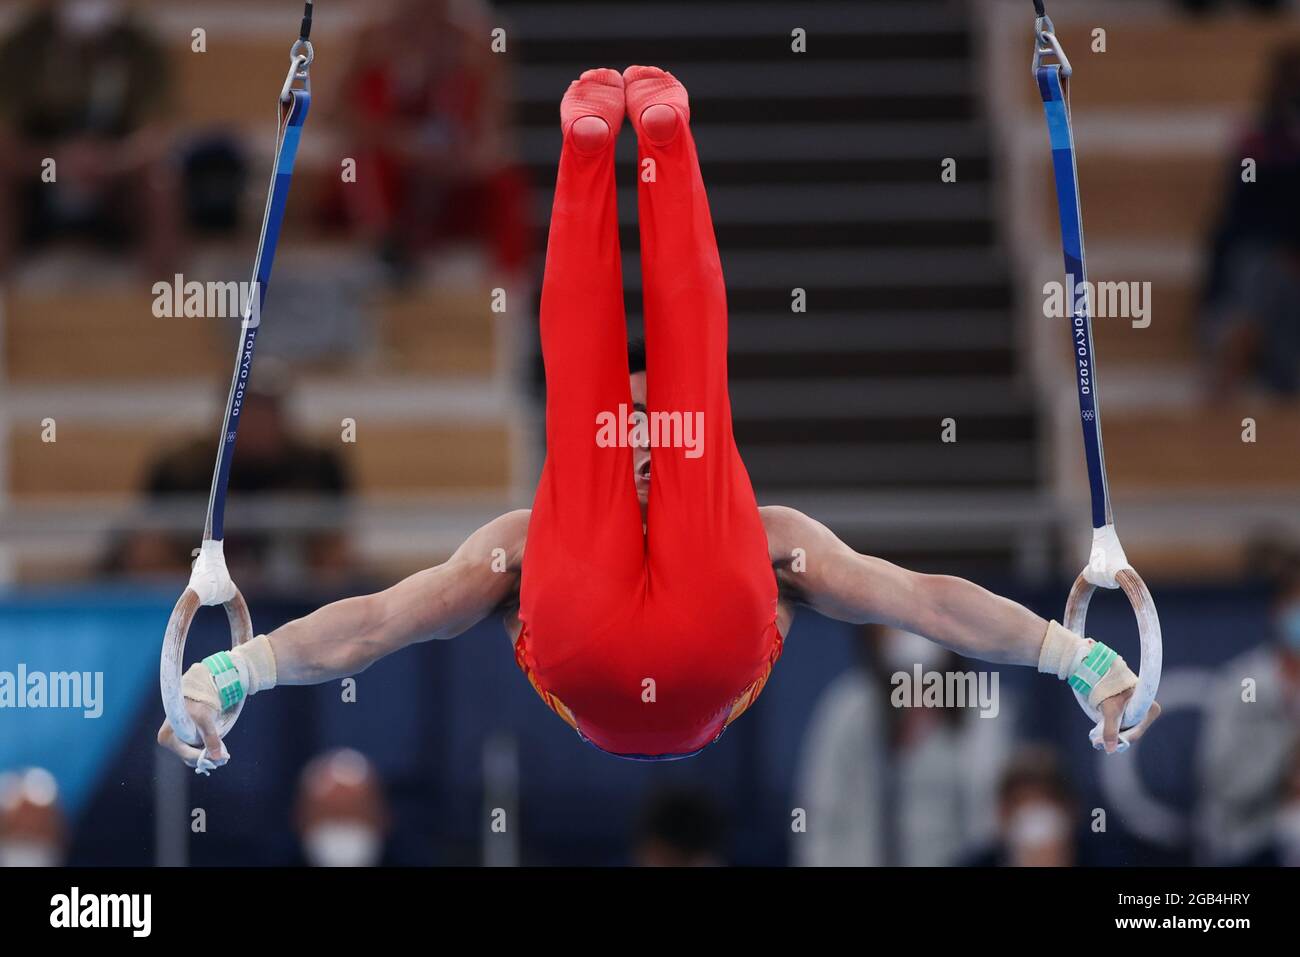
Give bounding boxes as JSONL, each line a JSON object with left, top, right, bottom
{"left": 159, "top": 67, "right": 1160, "bottom": 767}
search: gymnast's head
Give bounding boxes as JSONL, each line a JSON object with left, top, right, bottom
{"left": 627, "top": 337, "right": 650, "bottom": 510}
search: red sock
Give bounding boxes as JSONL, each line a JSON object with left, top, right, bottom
{"left": 560, "top": 68, "right": 625, "bottom": 152}
{"left": 623, "top": 65, "right": 690, "bottom": 145}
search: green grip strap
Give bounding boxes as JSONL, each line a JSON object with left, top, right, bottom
{"left": 1068, "top": 641, "right": 1117, "bottom": 697}
{"left": 203, "top": 651, "right": 245, "bottom": 711}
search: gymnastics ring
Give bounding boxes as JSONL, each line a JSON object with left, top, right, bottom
{"left": 1031, "top": 0, "right": 1163, "bottom": 751}
{"left": 1062, "top": 563, "right": 1162, "bottom": 752}
{"left": 160, "top": 583, "right": 254, "bottom": 749}
{"left": 159, "top": 2, "right": 314, "bottom": 761}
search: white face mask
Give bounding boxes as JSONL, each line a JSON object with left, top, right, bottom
{"left": 59, "top": 0, "right": 123, "bottom": 39}
{"left": 1007, "top": 802, "right": 1070, "bottom": 851}
{"left": 303, "top": 822, "right": 382, "bottom": 868}
{"left": 0, "top": 840, "right": 61, "bottom": 868}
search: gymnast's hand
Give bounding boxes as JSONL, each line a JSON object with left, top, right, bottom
{"left": 156, "top": 668, "right": 230, "bottom": 773}
{"left": 1097, "top": 688, "right": 1161, "bottom": 754}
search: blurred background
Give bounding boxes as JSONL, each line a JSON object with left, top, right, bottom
{"left": 1, "top": 0, "right": 1299, "bottom": 866}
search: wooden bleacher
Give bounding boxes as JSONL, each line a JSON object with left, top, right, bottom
{"left": 1106, "top": 406, "right": 1300, "bottom": 491}
{"left": 1027, "top": 19, "right": 1300, "bottom": 112}
{"left": 1087, "top": 282, "right": 1199, "bottom": 366}
{"left": 3, "top": 289, "right": 228, "bottom": 383}
{"left": 6, "top": 420, "right": 511, "bottom": 501}
{"left": 376, "top": 289, "right": 498, "bottom": 377}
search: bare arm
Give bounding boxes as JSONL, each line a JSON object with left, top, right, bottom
{"left": 763, "top": 506, "right": 1045, "bottom": 665}
{"left": 762, "top": 506, "right": 1159, "bottom": 751}
{"left": 271, "top": 509, "right": 530, "bottom": 683}
{"left": 158, "top": 509, "right": 530, "bottom": 769}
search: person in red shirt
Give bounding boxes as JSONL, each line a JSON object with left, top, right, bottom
{"left": 325, "top": 0, "right": 530, "bottom": 277}
{"left": 161, "top": 68, "right": 1159, "bottom": 767}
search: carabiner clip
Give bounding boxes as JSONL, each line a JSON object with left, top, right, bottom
{"left": 1032, "top": 14, "right": 1072, "bottom": 77}
{"left": 280, "top": 38, "right": 314, "bottom": 103}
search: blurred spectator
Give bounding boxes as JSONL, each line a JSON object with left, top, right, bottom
{"left": 180, "top": 134, "right": 249, "bottom": 238}
{"left": 0, "top": 767, "right": 67, "bottom": 867}
{"left": 959, "top": 747, "right": 1095, "bottom": 867}
{"left": 1237, "top": 741, "right": 1300, "bottom": 866}
{"left": 1199, "top": 564, "right": 1300, "bottom": 862}
{"left": 632, "top": 788, "right": 726, "bottom": 867}
{"left": 793, "top": 625, "right": 1011, "bottom": 866}
{"left": 1201, "top": 44, "right": 1300, "bottom": 397}
{"left": 102, "top": 365, "right": 353, "bottom": 586}
{"left": 322, "top": 0, "right": 532, "bottom": 281}
{"left": 293, "top": 749, "right": 391, "bottom": 867}
{"left": 0, "top": 0, "right": 180, "bottom": 275}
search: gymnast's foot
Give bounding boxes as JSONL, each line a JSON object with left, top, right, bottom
{"left": 561, "top": 68, "right": 624, "bottom": 152}
{"left": 623, "top": 65, "right": 690, "bottom": 145}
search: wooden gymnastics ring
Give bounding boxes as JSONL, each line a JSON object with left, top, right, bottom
{"left": 1062, "top": 563, "right": 1162, "bottom": 753}
{"left": 160, "top": 577, "right": 254, "bottom": 749}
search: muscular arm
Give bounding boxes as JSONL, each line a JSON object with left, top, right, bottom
{"left": 271, "top": 509, "right": 530, "bottom": 683}
{"left": 763, "top": 506, "right": 1045, "bottom": 665}
{"left": 762, "top": 505, "right": 1159, "bottom": 750}
{"left": 158, "top": 510, "right": 530, "bottom": 770}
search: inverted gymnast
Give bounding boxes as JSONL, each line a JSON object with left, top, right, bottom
{"left": 159, "top": 67, "right": 1161, "bottom": 767}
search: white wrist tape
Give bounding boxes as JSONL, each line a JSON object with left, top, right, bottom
{"left": 183, "top": 634, "right": 278, "bottom": 714}
{"left": 236, "top": 633, "right": 279, "bottom": 696}
{"left": 1037, "top": 620, "right": 1089, "bottom": 680}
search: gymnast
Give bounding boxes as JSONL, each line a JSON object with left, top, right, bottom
{"left": 158, "top": 67, "right": 1160, "bottom": 767}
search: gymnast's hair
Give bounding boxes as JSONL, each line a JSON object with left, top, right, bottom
{"left": 627, "top": 336, "right": 646, "bottom": 375}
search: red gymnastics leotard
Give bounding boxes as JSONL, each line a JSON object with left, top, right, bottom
{"left": 516, "top": 67, "right": 783, "bottom": 760}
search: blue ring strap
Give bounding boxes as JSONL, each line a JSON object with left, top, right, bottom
{"left": 1036, "top": 62, "right": 1112, "bottom": 530}
{"left": 203, "top": 87, "right": 312, "bottom": 542}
